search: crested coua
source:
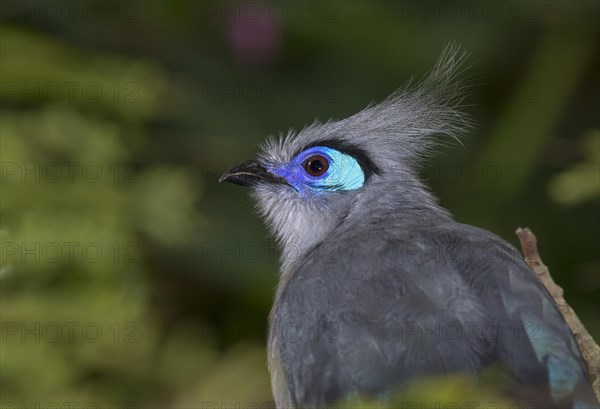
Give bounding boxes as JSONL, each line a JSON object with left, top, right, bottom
{"left": 220, "top": 47, "right": 599, "bottom": 408}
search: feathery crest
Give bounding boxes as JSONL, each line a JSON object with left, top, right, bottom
{"left": 259, "top": 43, "right": 474, "bottom": 173}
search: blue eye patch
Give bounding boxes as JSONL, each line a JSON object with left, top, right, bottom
{"left": 271, "top": 146, "right": 365, "bottom": 193}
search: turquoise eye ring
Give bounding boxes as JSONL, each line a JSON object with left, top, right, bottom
{"left": 269, "top": 145, "right": 366, "bottom": 193}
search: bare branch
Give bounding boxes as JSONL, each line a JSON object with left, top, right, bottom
{"left": 516, "top": 227, "right": 600, "bottom": 400}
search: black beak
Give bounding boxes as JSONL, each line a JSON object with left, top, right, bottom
{"left": 219, "top": 160, "right": 288, "bottom": 187}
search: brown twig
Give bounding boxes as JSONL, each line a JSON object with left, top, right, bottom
{"left": 516, "top": 227, "right": 600, "bottom": 400}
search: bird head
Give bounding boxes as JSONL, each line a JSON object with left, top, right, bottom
{"left": 220, "top": 45, "right": 472, "bottom": 271}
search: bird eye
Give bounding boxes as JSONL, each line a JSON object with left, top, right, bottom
{"left": 303, "top": 155, "right": 329, "bottom": 177}
{"left": 287, "top": 146, "right": 364, "bottom": 191}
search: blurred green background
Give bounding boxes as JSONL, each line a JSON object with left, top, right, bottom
{"left": 1, "top": 0, "right": 598, "bottom": 407}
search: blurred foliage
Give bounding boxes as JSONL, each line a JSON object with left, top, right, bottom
{"left": 549, "top": 131, "right": 600, "bottom": 206}
{"left": 342, "top": 372, "right": 513, "bottom": 409}
{"left": 0, "top": 0, "right": 598, "bottom": 407}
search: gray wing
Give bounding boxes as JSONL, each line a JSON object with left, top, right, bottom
{"left": 272, "top": 223, "right": 598, "bottom": 408}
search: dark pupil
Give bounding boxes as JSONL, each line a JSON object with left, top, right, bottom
{"left": 310, "top": 160, "right": 323, "bottom": 173}
{"left": 305, "top": 155, "right": 329, "bottom": 176}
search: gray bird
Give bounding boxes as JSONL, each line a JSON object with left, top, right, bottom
{"left": 220, "top": 46, "right": 599, "bottom": 408}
